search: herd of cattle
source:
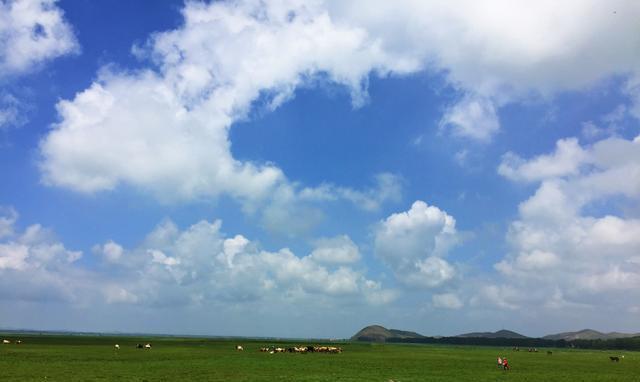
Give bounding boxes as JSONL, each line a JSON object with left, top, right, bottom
{"left": 111, "top": 343, "right": 342, "bottom": 354}
{"left": 256, "top": 345, "right": 343, "bottom": 354}
{"left": 2, "top": 339, "right": 630, "bottom": 362}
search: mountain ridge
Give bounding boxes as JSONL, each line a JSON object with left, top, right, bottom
{"left": 543, "top": 329, "right": 640, "bottom": 341}
{"left": 456, "top": 329, "right": 528, "bottom": 339}
{"left": 351, "top": 325, "right": 640, "bottom": 342}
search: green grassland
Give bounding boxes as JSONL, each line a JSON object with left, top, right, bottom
{"left": 0, "top": 334, "right": 638, "bottom": 381}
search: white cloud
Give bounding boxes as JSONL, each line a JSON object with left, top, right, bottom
{"left": 0, "top": 210, "right": 89, "bottom": 303}
{"left": 498, "top": 138, "right": 590, "bottom": 182}
{"left": 328, "top": 0, "right": 640, "bottom": 142}
{"left": 0, "top": 0, "right": 78, "bottom": 77}
{"left": 94, "top": 240, "right": 124, "bottom": 263}
{"left": 0, "top": 206, "right": 18, "bottom": 238}
{"left": 103, "top": 218, "right": 397, "bottom": 307}
{"left": 104, "top": 285, "right": 138, "bottom": 304}
{"left": 0, "top": 93, "right": 27, "bottom": 130}
{"left": 491, "top": 134, "right": 640, "bottom": 312}
{"left": 39, "top": 1, "right": 412, "bottom": 203}
{"left": 329, "top": 0, "right": 640, "bottom": 98}
{"left": 440, "top": 95, "right": 499, "bottom": 142}
{"left": 374, "top": 200, "right": 458, "bottom": 288}
{"left": 309, "top": 235, "right": 360, "bottom": 264}
{"left": 40, "top": 0, "right": 640, "bottom": 202}
{"left": 432, "top": 292, "right": 463, "bottom": 309}
{"left": 0, "top": 208, "right": 396, "bottom": 309}
{"left": 626, "top": 76, "right": 640, "bottom": 121}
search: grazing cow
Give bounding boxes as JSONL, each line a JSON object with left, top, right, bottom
{"left": 114, "top": 344, "right": 120, "bottom": 350}
{"left": 610, "top": 356, "right": 620, "bottom": 362}
{"left": 259, "top": 347, "right": 270, "bottom": 352}
{"left": 145, "top": 343, "right": 152, "bottom": 349}
{"left": 136, "top": 344, "right": 144, "bottom": 349}
{"left": 2, "top": 339, "right": 10, "bottom": 344}
{"left": 15, "top": 340, "right": 22, "bottom": 345}
{"left": 236, "top": 345, "right": 244, "bottom": 351}
{"left": 274, "top": 347, "right": 285, "bottom": 353}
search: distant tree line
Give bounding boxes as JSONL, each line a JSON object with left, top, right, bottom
{"left": 383, "top": 336, "right": 640, "bottom": 351}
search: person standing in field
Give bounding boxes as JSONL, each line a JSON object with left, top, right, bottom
{"left": 497, "top": 356, "right": 502, "bottom": 368}
{"left": 503, "top": 357, "right": 510, "bottom": 370}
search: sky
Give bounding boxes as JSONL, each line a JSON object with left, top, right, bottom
{"left": 1, "top": 0, "right": 640, "bottom": 339}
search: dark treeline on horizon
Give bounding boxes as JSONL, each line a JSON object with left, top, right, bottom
{"left": 383, "top": 336, "right": 640, "bottom": 351}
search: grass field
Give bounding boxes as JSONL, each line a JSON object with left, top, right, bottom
{"left": 0, "top": 334, "right": 638, "bottom": 381}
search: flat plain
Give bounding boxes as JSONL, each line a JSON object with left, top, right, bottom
{"left": 0, "top": 334, "right": 638, "bottom": 381}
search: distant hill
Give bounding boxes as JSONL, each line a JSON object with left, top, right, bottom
{"left": 351, "top": 325, "right": 424, "bottom": 342}
{"left": 543, "top": 329, "right": 640, "bottom": 341}
{"left": 457, "top": 330, "right": 528, "bottom": 339}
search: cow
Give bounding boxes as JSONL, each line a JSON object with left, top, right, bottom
{"left": 610, "top": 356, "right": 620, "bottom": 362}
{"left": 114, "top": 344, "right": 120, "bottom": 350}
{"left": 236, "top": 345, "right": 244, "bottom": 351}
{"left": 145, "top": 343, "right": 152, "bottom": 349}
{"left": 2, "top": 339, "right": 10, "bottom": 344}
{"left": 15, "top": 340, "right": 22, "bottom": 345}
{"left": 136, "top": 344, "right": 144, "bottom": 349}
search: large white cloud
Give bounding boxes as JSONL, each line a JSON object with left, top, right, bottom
{"left": 0, "top": 0, "right": 78, "bottom": 77}
{"left": 374, "top": 200, "right": 458, "bottom": 288}
{"left": 490, "top": 135, "right": 640, "bottom": 312}
{"left": 41, "top": 1, "right": 640, "bottom": 206}
{"left": 39, "top": 1, "right": 407, "bottom": 237}
{"left": 0, "top": 207, "right": 89, "bottom": 303}
{"left": 0, "top": 205, "right": 395, "bottom": 308}
{"left": 41, "top": 0, "right": 640, "bottom": 205}
{"left": 309, "top": 235, "right": 360, "bottom": 265}
{"left": 0, "top": 0, "right": 78, "bottom": 130}
{"left": 328, "top": 0, "right": 640, "bottom": 141}
{"left": 99, "top": 218, "right": 395, "bottom": 307}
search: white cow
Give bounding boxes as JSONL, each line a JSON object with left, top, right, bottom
{"left": 236, "top": 345, "right": 244, "bottom": 351}
{"left": 114, "top": 344, "right": 120, "bottom": 350}
{"left": 145, "top": 343, "right": 152, "bottom": 349}
{"left": 2, "top": 339, "right": 10, "bottom": 344}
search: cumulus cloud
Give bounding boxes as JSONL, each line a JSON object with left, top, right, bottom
{"left": 105, "top": 218, "right": 394, "bottom": 307}
{"left": 85, "top": 216, "right": 396, "bottom": 306}
{"left": 491, "top": 135, "right": 640, "bottom": 312}
{"left": 0, "top": 93, "right": 27, "bottom": 130}
{"left": 0, "top": 207, "right": 396, "bottom": 309}
{"left": 309, "top": 235, "right": 360, "bottom": 264}
{"left": 0, "top": 0, "right": 78, "bottom": 131}
{"left": 498, "top": 138, "right": 590, "bottom": 182}
{"left": 374, "top": 200, "right": 459, "bottom": 288}
{"left": 432, "top": 292, "right": 463, "bottom": 310}
{"left": 440, "top": 95, "right": 499, "bottom": 142}
{"left": 41, "top": 0, "right": 640, "bottom": 205}
{"left": 0, "top": 207, "right": 89, "bottom": 303}
{"left": 329, "top": 0, "right": 640, "bottom": 97}
{"left": 0, "top": 0, "right": 78, "bottom": 77}
{"left": 39, "top": 1, "right": 412, "bottom": 203}
{"left": 0, "top": 206, "right": 17, "bottom": 238}
{"left": 329, "top": 0, "right": 640, "bottom": 142}
{"left": 93, "top": 240, "right": 124, "bottom": 263}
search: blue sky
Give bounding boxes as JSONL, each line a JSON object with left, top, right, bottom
{"left": 1, "top": 0, "right": 640, "bottom": 338}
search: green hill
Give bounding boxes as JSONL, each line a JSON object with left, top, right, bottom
{"left": 351, "top": 325, "right": 424, "bottom": 342}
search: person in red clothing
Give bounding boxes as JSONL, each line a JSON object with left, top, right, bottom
{"left": 502, "top": 357, "right": 510, "bottom": 370}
